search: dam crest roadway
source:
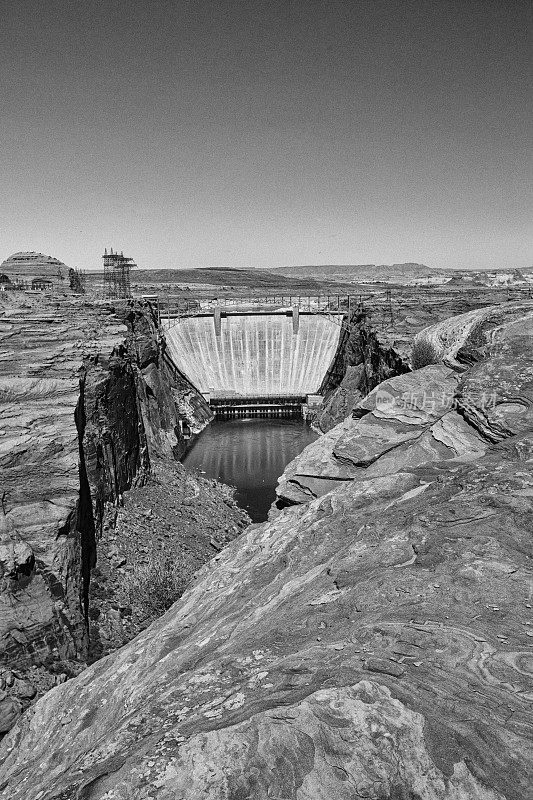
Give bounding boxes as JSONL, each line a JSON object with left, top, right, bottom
{"left": 157, "top": 295, "right": 356, "bottom": 412}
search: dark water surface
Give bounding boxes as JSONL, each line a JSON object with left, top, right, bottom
{"left": 180, "top": 419, "right": 318, "bottom": 522}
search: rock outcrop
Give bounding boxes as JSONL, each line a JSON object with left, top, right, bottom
{"left": 277, "top": 364, "right": 487, "bottom": 506}
{"left": 0, "top": 294, "right": 232, "bottom": 728}
{"left": 316, "top": 310, "right": 409, "bottom": 432}
{"left": 278, "top": 301, "right": 533, "bottom": 507}
{"left": 0, "top": 252, "right": 69, "bottom": 286}
{"left": 0, "top": 295, "right": 128, "bottom": 674}
{"left": 315, "top": 290, "right": 515, "bottom": 433}
{"left": 0, "top": 302, "right": 531, "bottom": 798}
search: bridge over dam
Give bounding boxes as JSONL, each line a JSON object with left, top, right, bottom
{"left": 157, "top": 295, "right": 356, "bottom": 416}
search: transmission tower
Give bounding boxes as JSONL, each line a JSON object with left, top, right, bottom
{"left": 102, "top": 248, "right": 136, "bottom": 299}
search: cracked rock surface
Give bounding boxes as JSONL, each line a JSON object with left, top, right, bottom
{"left": 277, "top": 302, "right": 533, "bottom": 508}
{"left": 0, "top": 301, "right": 532, "bottom": 799}
{"left": 0, "top": 293, "right": 127, "bottom": 683}
{"left": 0, "top": 293, "right": 242, "bottom": 730}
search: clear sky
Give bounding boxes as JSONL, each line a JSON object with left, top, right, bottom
{"left": 1, "top": 0, "right": 531, "bottom": 271}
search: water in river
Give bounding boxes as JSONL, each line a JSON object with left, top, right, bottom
{"left": 180, "top": 418, "right": 318, "bottom": 522}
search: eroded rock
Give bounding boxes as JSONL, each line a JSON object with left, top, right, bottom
{"left": 0, "top": 301, "right": 531, "bottom": 798}
{"left": 0, "top": 699, "right": 21, "bottom": 735}
{"left": 277, "top": 303, "right": 532, "bottom": 508}
{"left": 0, "top": 293, "right": 214, "bottom": 688}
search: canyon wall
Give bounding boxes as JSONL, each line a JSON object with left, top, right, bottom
{"left": 314, "top": 290, "right": 503, "bottom": 433}
{"left": 275, "top": 301, "right": 533, "bottom": 507}
{"left": 0, "top": 295, "right": 215, "bottom": 729}
{"left": 165, "top": 313, "right": 342, "bottom": 396}
{"left": 316, "top": 309, "right": 410, "bottom": 431}
{"left": 0, "top": 297, "right": 127, "bottom": 676}
{"left": 1, "top": 300, "right": 531, "bottom": 798}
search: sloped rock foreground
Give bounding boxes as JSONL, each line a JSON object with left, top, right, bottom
{"left": 1, "top": 303, "right": 533, "bottom": 799}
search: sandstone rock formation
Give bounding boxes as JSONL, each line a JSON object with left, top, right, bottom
{"left": 281, "top": 301, "right": 533, "bottom": 506}
{"left": 316, "top": 310, "right": 409, "bottom": 432}
{"left": 0, "top": 252, "right": 69, "bottom": 287}
{"left": 277, "top": 364, "right": 486, "bottom": 506}
{"left": 0, "top": 294, "right": 241, "bottom": 726}
{"left": 0, "top": 294, "right": 127, "bottom": 677}
{"left": 0, "top": 302, "right": 531, "bottom": 798}
{"left": 315, "top": 289, "right": 524, "bottom": 433}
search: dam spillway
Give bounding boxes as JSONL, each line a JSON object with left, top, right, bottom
{"left": 165, "top": 313, "right": 342, "bottom": 397}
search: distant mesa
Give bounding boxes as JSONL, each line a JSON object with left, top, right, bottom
{"left": 0, "top": 251, "right": 69, "bottom": 286}
{"left": 272, "top": 263, "right": 533, "bottom": 287}
{"left": 272, "top": 263, "right": 435, "bottom": 283}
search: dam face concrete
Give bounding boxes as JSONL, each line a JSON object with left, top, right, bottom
{"left": 165, "top": 314, "right": 342, "bottom": 396}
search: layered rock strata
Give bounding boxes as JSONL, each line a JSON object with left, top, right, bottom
{"left": 0, "top": 305, "right": 531, "bottom": 797}
{"left": 0, "top": 295, "right": 128, "bottom": 676}
{"left": 316, "top": 291, "right": 506, "bottom": 432}
{"left": 277, "top": 301, "right": 533, "bottom": 507}
{"left": 0, "top": 294, "right": 226, "bottom": 729}
{"left": 316, "top": 311, "right": 409, "bottom": 432}
{"left": 0, "top": 252, "right": 69, "bottom": 286}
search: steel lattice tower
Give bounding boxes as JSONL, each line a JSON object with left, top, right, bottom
{"left": 102, "top": 248, "right": 136, "bottom": 299}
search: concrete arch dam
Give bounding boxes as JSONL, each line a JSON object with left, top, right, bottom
{"left": 165, "top": 313, "right": 342, "bottom": 397}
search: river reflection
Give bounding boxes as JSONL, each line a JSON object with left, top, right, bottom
{"left": 180, "top": 418, "right": 318, "bottom": 522}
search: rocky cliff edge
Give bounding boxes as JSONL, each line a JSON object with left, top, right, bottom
{"left": 276, "top": 301, "right": 533, "bottom": 506}
{"left": 0, "top": 294, "right": 248, "bottom": 733}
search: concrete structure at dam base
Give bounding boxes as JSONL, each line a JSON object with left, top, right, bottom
{"left": 208, "top": 394, "right": 324, "bottom": 419}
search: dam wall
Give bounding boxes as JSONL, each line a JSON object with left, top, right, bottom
{"left": 165, "top": 313, "right": 342, "bottom": 396}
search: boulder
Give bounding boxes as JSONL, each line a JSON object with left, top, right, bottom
{"left": 0, "top": 699, "right": 20, "bottom": 734}
{"left": 12, "top": 680, "right": 36, "bottom": 701}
